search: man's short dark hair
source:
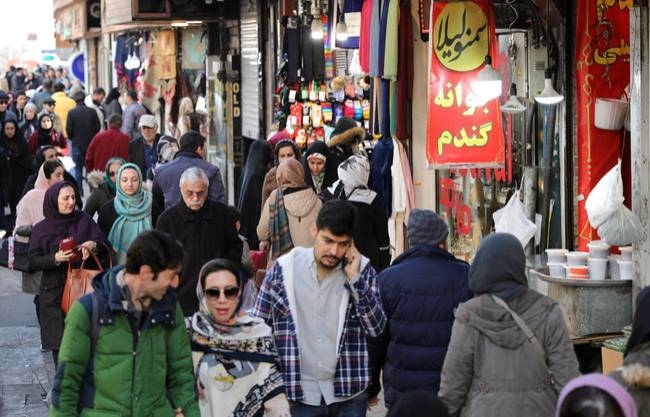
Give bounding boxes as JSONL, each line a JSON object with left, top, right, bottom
{"left": 126, "top": 90, "right": 138, "bottom": 101}
{"left": 125, "top": 230, "right": 185, "bottom": 276}
{"left": 179, "top": 131, "right": 205, "bottom": 152}
{"left": 16, "top": 90, "right": 26, "bottom": 98}
{"left": 107, "top": 114, "right": 122, "bottom": 128}
{"left": 316, "top": 200, "right": 356, "bottom": 237}
{"left": 42, "top": 79, "right": 53, "bottom": 90}
{"left": 93, "top": 87, "right": 105, "bottom": 96}
{"left": 54, "top": 82, "right": 65, "bottom": 93}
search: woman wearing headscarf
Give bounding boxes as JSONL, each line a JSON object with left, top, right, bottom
{"left": 190, "top": 259, "right": 290, "bottom": 417}
{"left": 19, "top": 102, "right": 38, "bottom": 142}
{"left": 238, "top": 140, "right": 272, "bottom": 250}
{"left": 97, "top": 163, "right": 152, "bottom": 263}
{"left": 175, "top": 97, "right": 195, "bottom": 140}
{"left": 29, "top": 181, "right": 108, "bottom": 364}
{"left": 257, "top": 158, "right": 321, "bottom": 263}
{"left": 322, "top": 154, "right": 390, "bottom": 271}
{"left": 261, "top": 139, "right": 301, "bottom": 209}
{"left": 439, "top": 233, "right": 580, "bottom": 417}
{"left": 302, "top": 141, "right": 337, "bottom": 195}
{"left": 27, "top": 113, "right": 66, "bottom": 157}
{"left": 83, "top": 157, "right": 125, "bottom": 217}
{"left": 14, "top": 160, "right": 66, "bottom": 330}
{"left": 557, "top": 373, "right": 637, "bottom": 417}
{"left": 0, "top": 119, "right": 35, "bottom": 222}
{"left": 610, "top": 287, "right": 650, "bottom": 415}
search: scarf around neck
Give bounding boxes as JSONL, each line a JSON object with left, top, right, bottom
{"left": 108, "top": 163, "right": 152, "bottom": 259}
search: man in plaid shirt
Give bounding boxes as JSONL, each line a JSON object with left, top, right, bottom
{"left": 253, "top": 200, "right": 386, "bottom": 417}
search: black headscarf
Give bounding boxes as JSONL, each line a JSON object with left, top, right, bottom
{"left": 0, "top": 119, "right": 30, "bottom": 159}
{"left": 302, "top": 141, "right": 338, "bottom": 193}
{"left": 36, "top": 113, "right": 54, "bottom": 147}
{"left": 29, "top": 181, "right": 108, "bottom": 253}
{"left": 469, "top": 233, "right": 528, "bottom": 301}
{"left": 624, "top": 286, "right": 650, "bottom": 357}
{"left": 238, "top": 140, "right": 272, "bottom": 250}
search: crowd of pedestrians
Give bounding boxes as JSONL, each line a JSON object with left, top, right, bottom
{"left": 0, "top": 65, "right": 649, "bottom": 417}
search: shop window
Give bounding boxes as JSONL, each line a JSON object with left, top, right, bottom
{"left": 133, "top": 0, "right": 171, "bottom": 19}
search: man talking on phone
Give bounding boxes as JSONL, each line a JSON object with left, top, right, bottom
{"left": 253, "top": 199, "right": 386, "bottom": 417}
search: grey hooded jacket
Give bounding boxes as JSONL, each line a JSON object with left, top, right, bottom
{"left": 438, "top": 289, "right": 580, "bottom": 417}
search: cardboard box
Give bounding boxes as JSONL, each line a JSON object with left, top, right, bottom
{"left": 602, "top": 346, "right": 624, "bottom": 374}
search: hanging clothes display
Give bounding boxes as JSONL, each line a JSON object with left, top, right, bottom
{"left": 155, "top": 30, "right": 177, "bottom": 80}
{"left": 395, "top": 0, "right": 414, "bottom": 141}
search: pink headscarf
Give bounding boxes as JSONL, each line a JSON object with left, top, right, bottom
{"left": 14, "top": 163, "right": 53, "bottom": 230}
{"left": 556, "top": 373, "right": 637, "bottom": 417}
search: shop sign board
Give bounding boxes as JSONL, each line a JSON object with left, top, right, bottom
{"left": 425, "top": 0, "right": 505, "bottom": 168}
{"left": 575, "top": 0, "right": 630, "bottom": 250}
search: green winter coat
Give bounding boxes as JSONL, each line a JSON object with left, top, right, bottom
{"left": 49, "top": 266, "right": 199, "bottom": 417}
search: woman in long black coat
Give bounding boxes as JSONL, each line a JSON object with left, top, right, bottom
{"left": 0, "top": 119, "right": 35, "bottom": 224}
{"left": 237, "top": 140, "right": 272, "bottom": 250}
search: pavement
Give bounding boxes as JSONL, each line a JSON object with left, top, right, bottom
{"left": 0, "top": 268, "right": 53, "bottom": 417}
{"left": 0, "top": 265, "right": 388, "bottom": 417}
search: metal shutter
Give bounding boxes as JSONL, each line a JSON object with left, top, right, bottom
{"left": 240, "top": 1, "right": 260, "bottom": 140}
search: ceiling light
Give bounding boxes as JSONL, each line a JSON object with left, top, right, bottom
{"left": 501, "top": 83, "right": 526, "bottom": 114}
{"left": 336, "top": 21, "right": 348, "bottom": 41}
{"left": 535, "top": 68, "right": 564, "bottom": 105}
{"left": 472, "top": 56, "right": 503, "bottom": 104}
{"left": 311, "top": 16, "right": 324, "bottom": 39}
{"left": 171, "top": 22, "right": 188, "bottom": 28}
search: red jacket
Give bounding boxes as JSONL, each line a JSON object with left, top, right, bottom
{"left": 85, "top": 127, "right": 130, "bottom": 172}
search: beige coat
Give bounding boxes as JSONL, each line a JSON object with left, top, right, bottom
{"left": 439, "top": 290, "right": 580, "bottom": 417}
{"left": 257, "top": 188, "right": 322, "bottom": 261}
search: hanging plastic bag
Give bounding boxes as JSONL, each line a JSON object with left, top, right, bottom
{"left": 585, "top": 162, "right": 625, "bottom": 229}
{"left": 598, "top": 206, "right": 643, "bottom": 246}
{"left": 493, "top": 190, "right": 537, "bottom": 247}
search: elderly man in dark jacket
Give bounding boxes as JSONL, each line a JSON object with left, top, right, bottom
{"left": 155, "top": 166, "right": 242, "bottom": 316}
{"left": 152, "top": 131, "right": 225, "bottom": 223}
{"left": 367, "top": 209, "right": 472, "bottom": 409}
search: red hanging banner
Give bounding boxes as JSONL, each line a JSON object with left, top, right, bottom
{"left": 575, "top": 1, "right": 630, "bottom": 250}
{"left": 425, "top": 0, "right": 505, "bottom": 168}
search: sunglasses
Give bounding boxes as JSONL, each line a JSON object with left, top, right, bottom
{"left": 0, "top": 101, "right": 7, "bottom": 105}
{"left": 205, "top": 287, "right": 240, "bottom": 300}
{"left": 108, "top": 171, "right": 118, "bottom": 177}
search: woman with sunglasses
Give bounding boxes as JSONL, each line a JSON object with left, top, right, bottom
{"left": 190, "top": 259, "right": 290, "bottom": 417}
{"left": 83, "top": 157, "right": 125, "bottom": 218}
{"left": 97, "top": 163, "right": 152, "bottom": 263}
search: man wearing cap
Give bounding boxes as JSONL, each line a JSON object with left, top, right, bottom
{"left": 121, "top": 90, "right": 148, "bottom": 139}
{"left": 367, "top": 208, "right": 472, "bottom": 409}
{"left": 0, "top": 91, "right": 17, "bottom": 123}
{"left": 66, "top": 91, "right": 101, "bottom": 192}
{"left": 128, "top": 114, "right": 161, "bottom": 179}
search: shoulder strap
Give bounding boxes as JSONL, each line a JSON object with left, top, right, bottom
{"left": 90, "top": 291, "right": 101, "bottom": 350}
{"left": 491, "top": 295, "right": 546, "bottom": 362}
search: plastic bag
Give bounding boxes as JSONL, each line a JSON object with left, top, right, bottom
{"left": 598, "top": 206, "right": 643, "bottom": 246}
{"left": 585, "top": 162, "right": 625, "bottom": 229}
{"left": 493, "top": 190, "right": 537, "bottom": 247}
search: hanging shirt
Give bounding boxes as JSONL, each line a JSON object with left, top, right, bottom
{"left": 383, "top": 0, "right": 399, "bottom": 80}
{"left": 369, "top": 0, "right": 381, "bottom": 76}
{"left": 359, "top": 0, "right": 373, "bottom": 73}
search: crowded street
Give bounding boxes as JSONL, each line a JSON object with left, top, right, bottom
{"left": 0, "top": 1, "right": 649, "bottom": 417}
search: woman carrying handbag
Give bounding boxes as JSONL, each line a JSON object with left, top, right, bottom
{"left": 29, "top": 181, "right": 109, "bottom": 365}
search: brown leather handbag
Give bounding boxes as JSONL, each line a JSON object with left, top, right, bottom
{"left": 61, "top": 246, "right": 112, "bottom": 314}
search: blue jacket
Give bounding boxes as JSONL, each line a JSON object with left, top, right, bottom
{"left": 152, "top": 150, "right": 225, "bottom": 221}
{"left": 368, "top": 244, "right": 472, "bottom": 407}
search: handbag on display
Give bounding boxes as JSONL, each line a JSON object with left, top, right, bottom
{"left": 60, "top": 244, "right": 113, "bottom": 314}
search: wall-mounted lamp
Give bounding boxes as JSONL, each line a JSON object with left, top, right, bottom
{"left": 311, "top": 0, "right": 324, "bottom": 39}
{"left": 336, "top": 0, "right": 348, "bottom": 41}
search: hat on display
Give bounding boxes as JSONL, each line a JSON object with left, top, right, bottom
{"left": 138, "top": 114, "right": 157, "bottom": 128}
{"left": 407, "top": 209, "right": 449, "bottom": 247}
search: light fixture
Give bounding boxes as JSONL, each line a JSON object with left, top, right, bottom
{"left": 501, "top": 83, "right": 527, "bottom": 114}
{"left": 336, "top": 0, "right": 348, "bottom": 41}
{"left": 171, "top": 22, "right": 188, "bottom": 28}
{"left": 535, "top": 0, "right": 564, "bottom": 105}
{"left": 471, "top": 2, "right": 503, "bottom": 104}
{"left": 311, "top": 0, "right": 324, "bottom": 39}
{"left": 336, "top": 20, "right": 348, "bottom": 41}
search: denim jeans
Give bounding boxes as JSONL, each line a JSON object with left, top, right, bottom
{"left": 69, "top": 141, "right": 85, "bottom": 196}
{"left": 290, "top": 392, "right": 368, "bottom": 417}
